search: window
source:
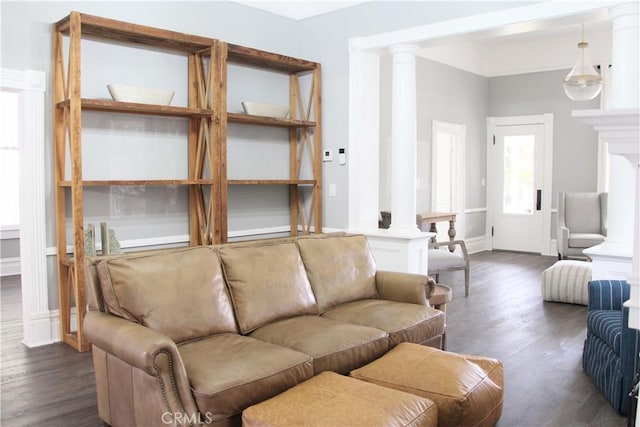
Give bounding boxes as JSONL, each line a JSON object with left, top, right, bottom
{"left": 1, "top": 90, "right": 20, "bottom": 228}
{"left": 503, "top": 134, "right": 535, "bottom": 215}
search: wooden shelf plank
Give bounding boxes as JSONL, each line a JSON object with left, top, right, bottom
{"left": 228, "top": 179, "right": 317, "bottom": 185}
{"left": 55, "top": 12, "right": 214, "bottom": 53}
{"left": 58, "top": 179, "right": 215, "bottom": 187}
{"left": 227, "top": 112, "right": 315, "bottom": 128}
{"left": 227, "top": 44, "right": 318, "bottom": 73}
{"left": 56, "top": 99, "right": 212, "bottom": 118}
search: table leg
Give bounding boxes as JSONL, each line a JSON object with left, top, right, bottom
{"left": 429, "top": 221, "right": 437, "bottom": 245}
{"left": 448, "top": 219, "right": 456, "bottom": 252}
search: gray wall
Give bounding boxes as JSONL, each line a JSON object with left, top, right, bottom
{"left": 1, "top": 238, "right": 20, "bottom": 259}
{"left": 296, "top": 1, "right": 527, "bottom": 228}
{"left": 488, "top": 69, "right": 601, "bottom": 206}
{"left": 2, "top": 1, "right": 298, "bottom": 307}
{"left": 379, "top": 56, "right": 489, "bottom": 238}
{"left": 378, "top": 65, "right": 600, "bottom": 241}
{"left": 1, "top": 0, "right": 531, "bottom": 309}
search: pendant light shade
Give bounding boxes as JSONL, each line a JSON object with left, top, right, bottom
{"left": 563, "top": 24, "right": 603, "bottom": 101}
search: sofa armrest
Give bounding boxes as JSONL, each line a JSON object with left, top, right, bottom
{"left": 84, "top": 310, "right": 198, "bottom": 419}
{"left": 375, "top": 271, "right": 435, "bottom": 305}
{"left": 588, "top": 280, "right": 629, "bottom": 311}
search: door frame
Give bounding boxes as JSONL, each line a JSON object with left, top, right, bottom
{"left": 431, "top": 119, "right": 466, "bottom": 240}
{"left": 487, "top": 113, "right": 554, "bottom": 255}
{"left": 1, "top": 68, "right": 50, "bottom": 346}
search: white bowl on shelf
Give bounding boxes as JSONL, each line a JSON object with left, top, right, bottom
{"left": 241, "top": 101, "right": 289, "bottom": 119}
{"left": 107, "top": 84, "right": 175, "bottom": 105}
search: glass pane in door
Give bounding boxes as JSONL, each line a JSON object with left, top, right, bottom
{"left": 0, "top": 90, "right": 20, "bottom": 226}
{"left": 434, "top": 131, "right": 453, "bottom": 212}
{"left": 503, "top": 134, "right": 534, "bottom": 215}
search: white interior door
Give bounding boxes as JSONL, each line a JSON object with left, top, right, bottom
{"left": 431, "top": 120, "right": 466, "bottom": 241}
{"left": 489, "top": 123, "right": 545, "bottom": 253}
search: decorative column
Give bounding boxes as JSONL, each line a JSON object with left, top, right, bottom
{"left": 574, "top": 2, "right": 640, "bottom": 331}
{"left": 389, "top": 44, "right": 420, "bottom": 234}
{"left": 365, "top": 44, "right": 431, "bottom": 275}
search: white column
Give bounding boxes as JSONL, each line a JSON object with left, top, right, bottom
{"left": 610, "top": 3, "right": 640, "bottom": 109}
{"left": 581, "top": 2, "right": 639, "bottom": 279}
{"left": 389, "top": 44, "right": 420, "bottom": 234}
{"left": 610, "top": 3, "right": 640, "bottom": 336}
{"left": 363, "top": 43, "right": 429, "bottom": 275}
{"left": 605, "top": 2, "right": 639, "bottom": 249}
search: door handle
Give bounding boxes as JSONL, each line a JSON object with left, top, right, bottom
{"left": 536, "top": 189, "right": 542, "bottom": 211}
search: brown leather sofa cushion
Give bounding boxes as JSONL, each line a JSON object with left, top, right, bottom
{"left": 179, "top": 333, "right": 314, "bottom": 423}
{"left": 323, "top": 299, "right": 445, "bottom": 347}
{"left": 243, "top": 371, "right": 438, "bottom": 427}
{"left": 97, "top": 247, "right": 237, "bottom": 343}
{"left": 297, "top": 234, "right": 377, "bottom": 313}
{"left": 219, "top": 242, "right": 319, "bottom": 334}
{"left": 249, "top": 315, "right": 389, "bottom": 374}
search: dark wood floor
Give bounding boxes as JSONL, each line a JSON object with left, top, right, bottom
{"left": 0, "top": 251, "right": 627, "bottom": 426}
{"left": 443, "top": 250, "right": 626, "bottom": 427}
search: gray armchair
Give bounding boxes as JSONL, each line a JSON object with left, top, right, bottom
{"left": 414, "top": 213, "right": 470, "bottom": 296}
{"left": 428, "top": 240, "right": 470, "bottom": 296}
{"left": 379, "top": 211, "right": 471, "bottom": 296}
{"left": 557, "top": 192, "right": 607, "bottom": 260}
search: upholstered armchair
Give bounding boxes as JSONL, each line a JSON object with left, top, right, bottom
{"left": 557, "top": 192, "right": 607, "bottom": 260}
{"left": 427, "top": 240, "right": 470, "bottom": 297}
{"left": 378, "top": 211, "right": 471, "bottom": 296}
{"left": 583, "top": 280, "right": 640, "bottom": 415}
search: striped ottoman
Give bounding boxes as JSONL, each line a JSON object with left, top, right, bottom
{"left": 541, "top": 260, "right": 592, "bottom": 305}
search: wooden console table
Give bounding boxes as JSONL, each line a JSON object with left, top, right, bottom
{"left": 419, "top": 211, "right": 457, "bottom": 251}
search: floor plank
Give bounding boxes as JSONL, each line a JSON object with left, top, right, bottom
{"left": 0, "top": 251, "right": 629, "bottom": 426}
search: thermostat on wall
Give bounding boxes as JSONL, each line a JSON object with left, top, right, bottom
{"left": 338, "top": 148, "right": 346, "bottom": 165}
{"left": 323, "top": 150, "right": 333, "bottom": 162}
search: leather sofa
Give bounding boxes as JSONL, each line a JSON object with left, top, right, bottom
{"left": 84, "top": 233, "right": 445, "bottom": 427}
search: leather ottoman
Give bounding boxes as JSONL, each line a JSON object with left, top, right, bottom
{"left": 351, "top": 343, "right": 503, "bottom": 427}
{"left": 243, "top": 371, "right": 438, "bottom": 427}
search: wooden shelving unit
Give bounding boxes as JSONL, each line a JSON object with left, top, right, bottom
{"left": 52, "top": 12, "right": 322, "bottom": 351}
{"left": 52, "top": 12, "right": 222, "bottom": 351}
{"left": 223, "top": 43, "right": 323, "bottom": 238}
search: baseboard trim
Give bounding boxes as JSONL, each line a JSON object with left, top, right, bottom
{"left": 23, "top": 308, "right": 77, "bottom": 347}
{"left": 0, "top": 257, "right": 20, "bottom": 277}
{"left": 545, "top": 239, "right": 558, "bottom": 257}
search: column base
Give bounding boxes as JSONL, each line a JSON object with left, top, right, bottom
{"left": 584, "top": 240, "right": 633, "bottom": 280}
{"left": 363, "top": 229, "right": 434, "bottom": 275}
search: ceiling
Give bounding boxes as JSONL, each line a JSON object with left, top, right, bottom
{"left": 231, "top": 1, "right": 613, "bottom": 77}
{"left": 230, "top": 0, "right": 372, "bottom": 20}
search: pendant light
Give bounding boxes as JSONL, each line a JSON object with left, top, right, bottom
{"left": 563, "top": 24, "right": 603, "bottom": 101}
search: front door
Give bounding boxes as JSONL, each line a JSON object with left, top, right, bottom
{"left": 489, "top": 121, "right": 546, "bottom": 253}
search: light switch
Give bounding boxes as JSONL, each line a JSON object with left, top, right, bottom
{"left": 329, "top": 184, "right": 336, "bottom": 196}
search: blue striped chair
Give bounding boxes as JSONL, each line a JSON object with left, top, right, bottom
{"left": 583, "top": 279, "right": 640, "bottom": 415}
